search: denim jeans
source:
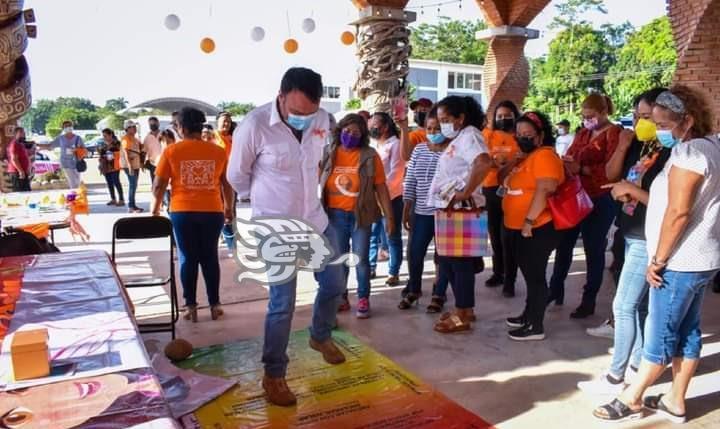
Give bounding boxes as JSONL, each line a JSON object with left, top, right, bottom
{"left": 262, "top": 226, "right": 346, "bottom": 377}
{"left": 169, "top": 212, "right": 224, "bottom": 307}
{"left": 369, "top": 220, "right": 388, "bottom": 270}
{"left": 407, "top": 212, "right": 449, "bottom": 296}
{"left": 104, "top": 170, "right": 124, "bottom": 202}
{"left": 643, "top": 269, "right": 718, "bottom": 365}
{"left": 327, "top": 209, "right": 371, "bottom": 298}
{"left": 438, "top": 256, "right": 476, "bottom": 309}
{"left": 385, "top": 196, "right": 404, "bottom": 276}
{"left": 609, "top": 238, "right": 649, "bottom": 378}
{"left": 549, "top": 193, "right": 616, "bottom": 308}
{"left": 123, "top": 168, "right": 140, "bottom": 209}
{"left": 222, "top": 223, "right": 235, "bottom": 252}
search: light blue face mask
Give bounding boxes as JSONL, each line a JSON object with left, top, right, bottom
{"left": 656, "top": 129, "right": 680, "bottom": 148}
{"left": 287, "top": 113, "right": 316, "bottom": 131}
{"left": 427, "top": 133, "right": 445, "bottom": 144}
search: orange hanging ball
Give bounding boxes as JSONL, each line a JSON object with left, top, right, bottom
{"left": 341, "top": 31, "right": 355, "bottom": 45}
{"left": 284, "top": 38, "right": 299, "bottom": 54}
{"left": 200, "top": 37, "right": 216, "bottom": 54}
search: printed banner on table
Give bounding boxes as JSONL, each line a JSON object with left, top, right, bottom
{"left": 177, "top": 329, "right": 494, "bottom": 429}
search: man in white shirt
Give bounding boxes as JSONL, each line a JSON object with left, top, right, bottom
{"left": 227, "top": 67, "right": 346, "bottom": 407}
{"left": 555, "top": 119, "right": 574, "bottom": 156}
{"left": 143, "top": 116, "right": 163, "bottom": 182}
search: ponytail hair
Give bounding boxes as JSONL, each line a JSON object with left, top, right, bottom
{"left": 437, "top": 95, "right": 486, "bottom": 130}
{"left": 372, "top": 112, "right": 400, "bottom": 138}
{"left": 582, "top": 93, "right": 614, "bottom": 116}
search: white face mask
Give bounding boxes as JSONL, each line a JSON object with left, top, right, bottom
{"left": 440, "top": 122, "right": 459, "bottom": 139}
{"left": 558, "top": 128, "right": 567, "bottom": 136}
{"left": 63, "top": 127, "right": 73, "bottom": 134}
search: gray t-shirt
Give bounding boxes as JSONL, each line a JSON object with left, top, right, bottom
{"left": 50, "top": 134, "right": 85, "bottom": 169}
{"left": 646, "top": 136, "right": 720, "bottom": 272}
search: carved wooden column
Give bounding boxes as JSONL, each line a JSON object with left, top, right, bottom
{"left": 475, "top": 0, "right": 549, "bottom": 115}
{"left": 1, "top": 0, "right": 34, "bottom": 191}
{"left": 350, "top": 0, "right": 415, "bottom": 113}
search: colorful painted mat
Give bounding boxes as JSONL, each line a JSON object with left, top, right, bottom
{"left": 177, "top": 329, "right": 494, "bottom": 429}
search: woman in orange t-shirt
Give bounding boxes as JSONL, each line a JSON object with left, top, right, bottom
{"left": 319, "top": 114, "right": 394, "bottom": 318}
{"left": 500, "top": 111, "right": 564, "bottom": 341}
{"left": 151, "top": 107, "right": 235, "bottom": 323}
{"left": 482, "top": 100, "right": 521, "bottom": 297}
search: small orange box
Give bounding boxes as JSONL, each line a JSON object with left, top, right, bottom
{"left": 11, "top": 328, "right": 50, "bottom": 380}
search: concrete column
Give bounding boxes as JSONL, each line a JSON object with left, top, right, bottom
{"left": 350, "top": 0, "right": 415, "bottom": 113}
{"left": 475, "top": 0, "right": 549, "bottom": 115}
{"left": 667, "top": 0, "right": 720, "bottom": 129}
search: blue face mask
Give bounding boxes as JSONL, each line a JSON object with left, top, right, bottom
{"left": 656, "top": 129, "right": 680, "bottom": 148}
{"left": 287, "top": 113, "right": 316, "bottom": 131}
{"left": 427, "top": 133, "right": 445, "bottom": 144}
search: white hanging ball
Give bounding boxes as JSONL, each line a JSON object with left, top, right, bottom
{"left": 302, "top": 18, "right": 316, "bottom": 34}
{"left": 250, "top": 26, "right": 265, "bottom": 42}
{"left": 164, "top": 14, "right": 181, "bottom": 31}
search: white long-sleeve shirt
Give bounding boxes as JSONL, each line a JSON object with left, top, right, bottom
{"left": 375, "top": 136, "right": 405, "bottom": 199}
{"left": 226, "top": 100, "right": 330, "bottom": 232}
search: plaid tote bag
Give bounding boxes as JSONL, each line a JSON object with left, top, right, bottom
{"left": 434, "top": 208, "right": 489, "bottom": 257}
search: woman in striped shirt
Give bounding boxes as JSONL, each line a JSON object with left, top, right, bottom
{"left": 399, "top": 108, "right": 449, "bottom": 311}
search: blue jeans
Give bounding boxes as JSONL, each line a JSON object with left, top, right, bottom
{"left": 609, "top": 238, "right": 649, "bottom": 378}
{"left": 643, "top": 269, "right": 718, "bottom": 365}
{"left": 407, "top": 213, "right": 448, "bottom": 296}
{"left": 262, "top": 226, "right": 345, "bottom": 378}
{"left": 385, "top": 197, "right": 404, "bottom": 276}
{"left": 549, "top": 193, "right": 616, "bottom": 308}
{"left": 327, "top": 209, "right": 371, "bottom": 299}
{"left": 438, "top": 256, "right": 476, "bottom": 309}
{"left": 169, "top": 212, "right": 224, "bottom": 307}
{"left": 123, "top": 168, "right": 140, "bottom": 209}
{"left": 369, "top": 220, "right": 388, "bottom": 269}
{"left": 222, "top": 223, "right": 235, "bottom": 252}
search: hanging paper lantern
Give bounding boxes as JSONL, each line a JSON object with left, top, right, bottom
{"left": 200, "top": 37, "right": 216, "bottom": 54}
{"left": 341, "top": 31, "right": 355, "bottom": 45}
{"left": 302, "top": 18, "right": 316, "bottom": 33}
{"left": 250, "top": 26, "right": 265, "bottom": 42}
{"left": 164, "top": 14, "right": 181, "bottom": 31}
{"left": 284, "top": 38, "right": 299, "bottom": 54}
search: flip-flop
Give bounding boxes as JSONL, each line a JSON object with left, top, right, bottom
{"left": 593, "top": 398, "right": 644, "bottom": 422}
{"left": 644, "top": 394, "right": 687, "bottom": 424}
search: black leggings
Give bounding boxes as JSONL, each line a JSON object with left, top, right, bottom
{"left": 483, "top": 187, "right": 518, "bottom": 289}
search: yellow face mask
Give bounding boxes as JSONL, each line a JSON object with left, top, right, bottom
{"left": 635, "top": 118, "right": 657, "bottom": 142}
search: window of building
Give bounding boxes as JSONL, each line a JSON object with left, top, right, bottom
{"left": 448, "top": 72, "right": 482, "bottom": 91}
{"left": 323, "top": 86, "right": 340, "bottom": 99}
{"left": 408, "top": 67, "right": 438, "bottom": 88}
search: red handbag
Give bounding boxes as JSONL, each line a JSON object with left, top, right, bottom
{"left": 548, "top": 175, "right": 594, "bottom": 230}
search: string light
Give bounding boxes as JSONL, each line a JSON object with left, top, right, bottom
{"left": 407, "top": 0, "right": 462, "bottom": 11}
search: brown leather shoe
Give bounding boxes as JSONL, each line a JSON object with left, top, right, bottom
{"left": 309, "top": 337, "right": 346, "bottom": 365}
{"left": 262, "top": 375, "right": 297, "bottom": 407}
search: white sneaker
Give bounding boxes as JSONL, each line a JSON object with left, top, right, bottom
{"left": 586, "top": 319, "right": 614, "bottom": 339}
{"left": 577, "top": 372, "right": 626, "bottom": 395}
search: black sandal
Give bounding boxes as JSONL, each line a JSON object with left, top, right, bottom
{"left": 644, "top": 394, "right": 686, "bottom": 424}
{"left": 398, "top": 293, "right": 420, "bottom": 310}
{"left": 593, "top": 399, "right": 644, "bottom": 422}
{"left": 426, "top": 296, "right": 445, "bottom": 313}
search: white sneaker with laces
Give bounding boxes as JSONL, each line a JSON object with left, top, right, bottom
{"left": 586, "top": 319, "right": 614, "bottom": 339}
{"left": 577, "top": 372, "right": 626, "bottom": 395}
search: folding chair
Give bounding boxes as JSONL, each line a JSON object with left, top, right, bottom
{"left": 111, "top": 216, "right": 179, "bottom": 339}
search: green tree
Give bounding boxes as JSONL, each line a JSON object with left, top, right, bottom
{"left": 104, "top": 97, "right": 129, "bottom": 112}
{"left": 550, "top": 0, "right": 608, "bottom": 30}
{"left": 410, "top": 18, "right": 488, "bottom": 64}
{"left": 45, "top": 106, "right": 102, "bottom": 137}
{"left": 525, "top": 24, "right": 616, "bottom": 123}
{"left": 605, "top": 17, "right": 677, "bottom": 116}
{"left": 345, "top": 98, "right": 362, "bottom": 110}
{"left": 217, "top": 101, "right": 256, "bottom": 116}
{"left": 22, "top": 99, "right": 56, "bottom": 133}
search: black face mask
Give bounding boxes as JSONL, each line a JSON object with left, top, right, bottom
{"left": 149, "top": 124, "right": 160, "bottom": 131}
{"left": 494, "top": 118, "right": 515, "bottom": 132}
{"left": 369, "top": 128, "right": 381, "bottom": 139}
{"left": 517, "top": 136, "right": 538, "bottom": 154}
{"left": 415, "top": 111, "right": 427, "bottom": 128}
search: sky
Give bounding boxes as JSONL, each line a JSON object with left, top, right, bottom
{"left": 23, "top": 0, "right": 667, "bottom": 107}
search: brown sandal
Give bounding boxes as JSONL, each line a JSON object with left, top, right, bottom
{"left": 434, "top": 313, "right": 472, "bottom": 333}
{"left": 439, "top": 310, "right": 477, "bottom": 322}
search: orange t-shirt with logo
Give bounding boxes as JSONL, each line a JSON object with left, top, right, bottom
{"left": 409, "top": 129, "right": 427, "bottom": 148}
{"left": 155, "top": 139, "right": 227, "bottom": 213}
{"left": 325, "top": 147, "right": 385, "bottom": 212}
{"left": 502, "top": 146, "right": 565, "bottom": 230}
{"left": 215, "top": 131, "right": 232, "bottom": 159}
{"left": 482, "top": 128, "right": 519, "bottom": 187}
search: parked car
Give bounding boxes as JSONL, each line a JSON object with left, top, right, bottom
{"left": 84, "top": 137, "right": 103, "bottom": 157}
